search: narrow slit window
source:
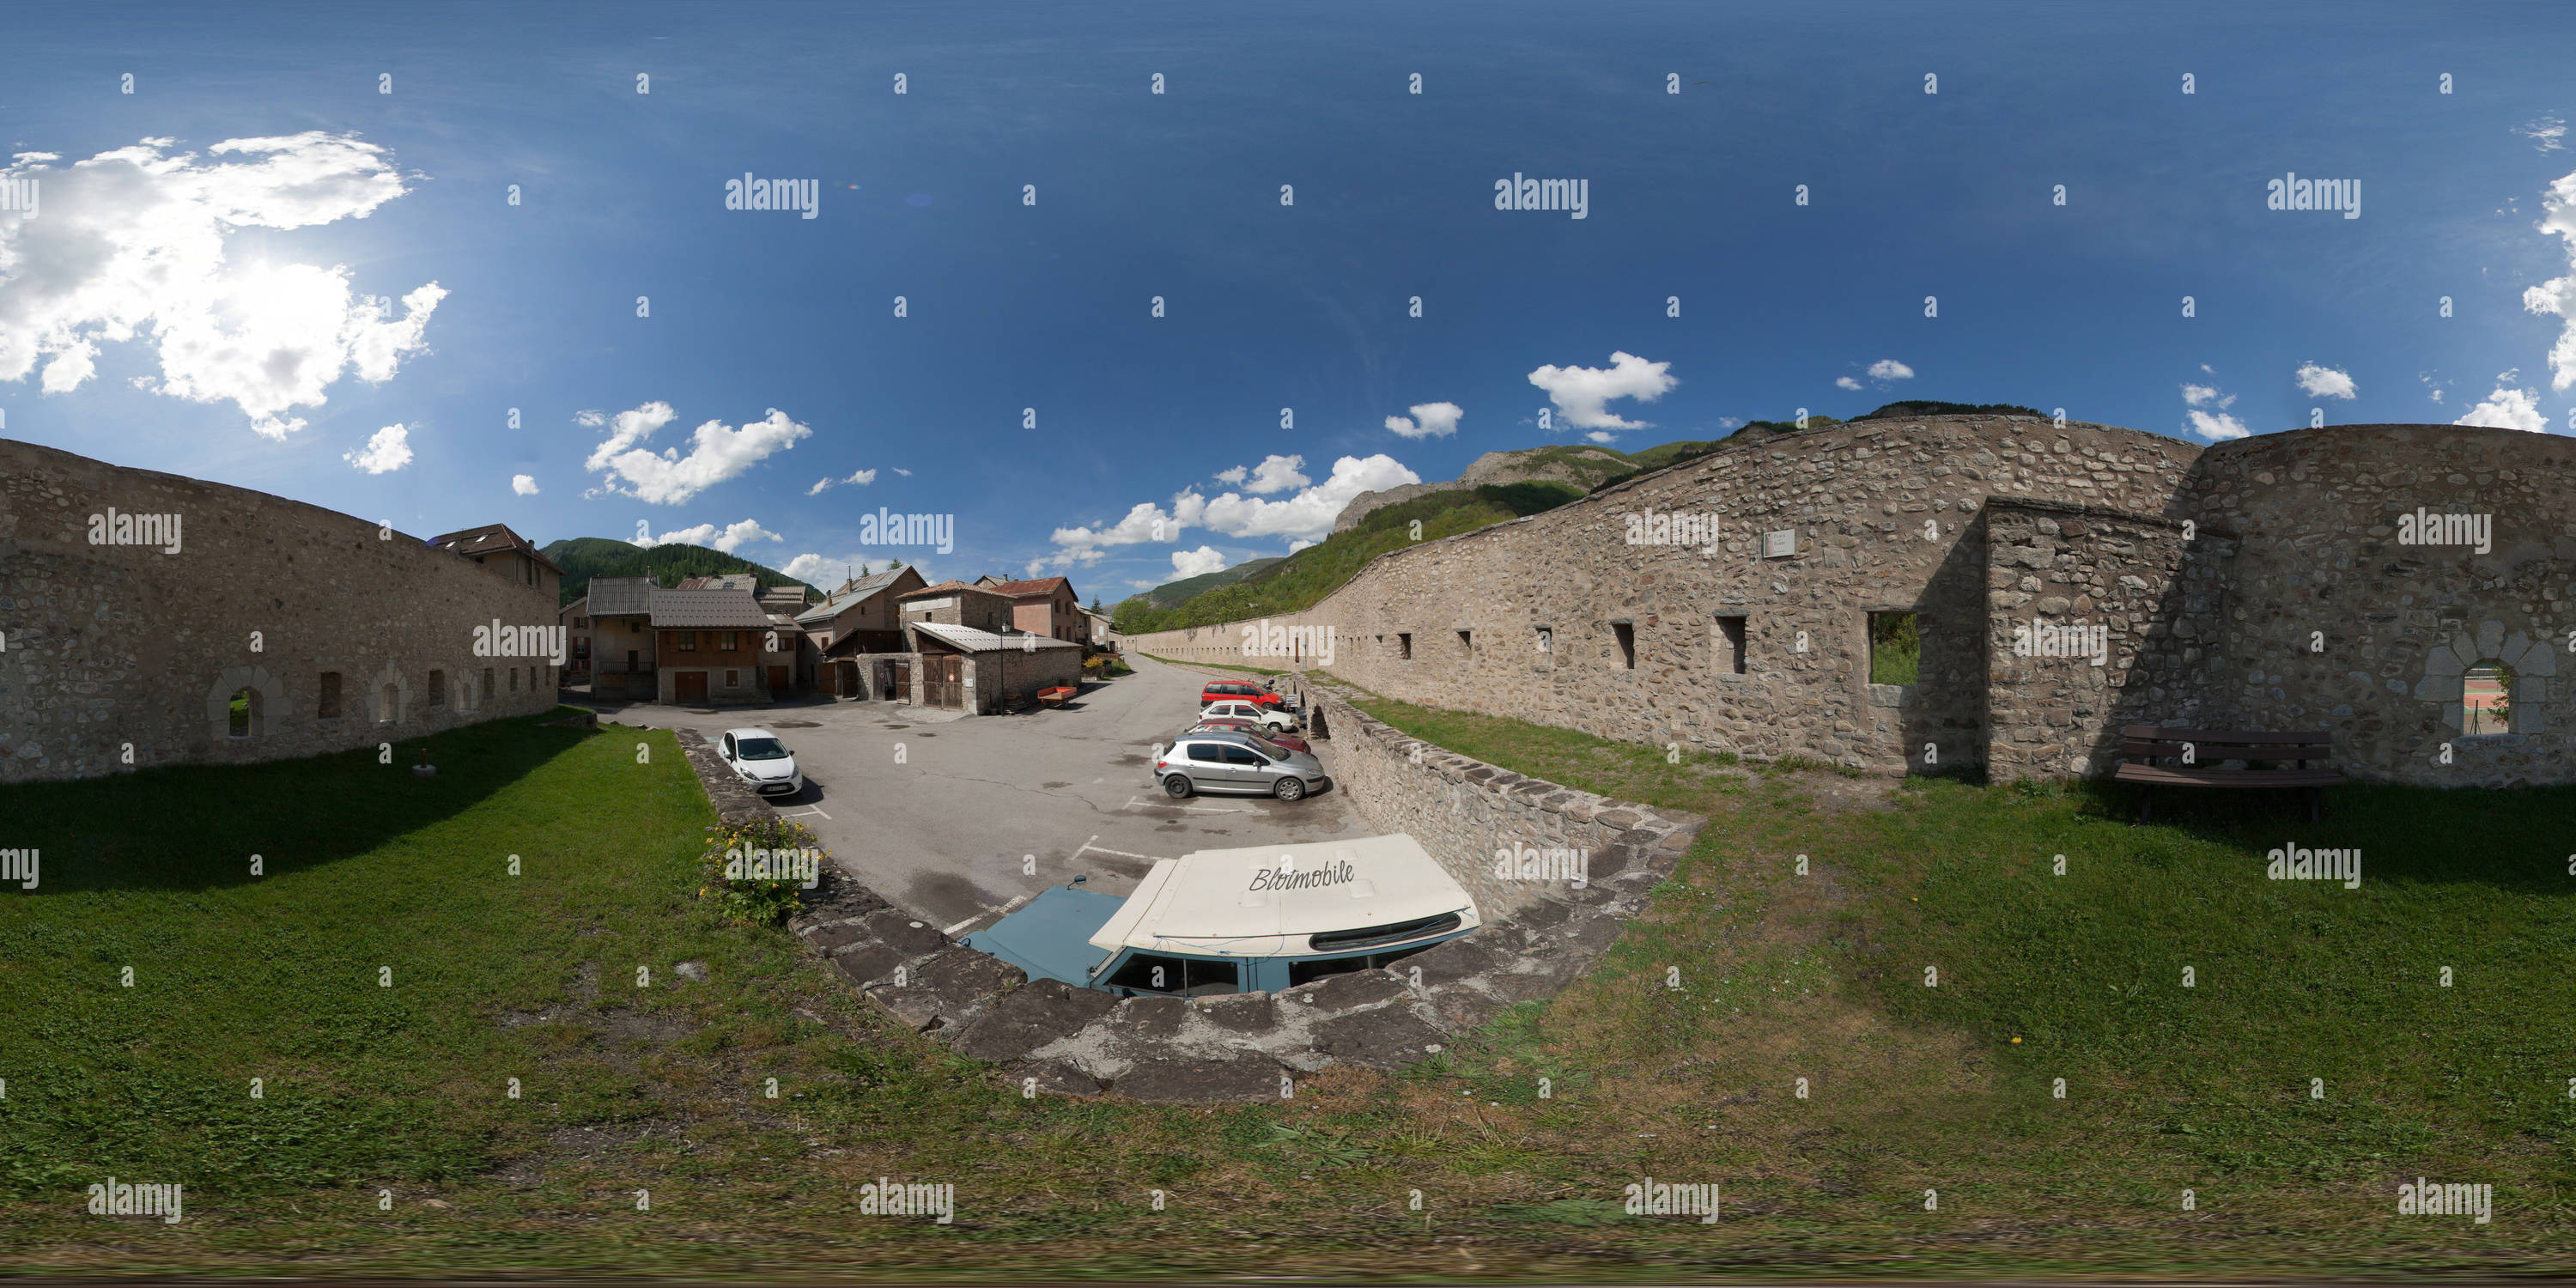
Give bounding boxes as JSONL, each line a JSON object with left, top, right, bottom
{"left": 1612, "top": 622, "right": 1636, "bottom": 670}
{"left": 428, "top": 670, "right": 446, "bottom": 708}
{"left": 1396, "top": 632, "right": 1412, "bottom": 660}
{"left": 1713, "top": 615, "right": 1747, "bottom": 674}
{"left": 318, "top": 672, "right": 343, "bottom": 720}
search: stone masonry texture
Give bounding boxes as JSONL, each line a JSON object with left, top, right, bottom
{"left": 1127, "top": 417, "right": 2574, "bottom": 787}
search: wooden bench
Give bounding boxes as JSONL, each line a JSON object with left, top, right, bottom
{"left": 1037, "top": 685, "right": 1078, "bottom": 708}
{"left": 2111, "top": 725, "right": 2345, "bottom": 823}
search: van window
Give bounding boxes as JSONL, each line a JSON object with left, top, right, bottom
{"left": 1105, "top": 952, "right": 1239, "bottom": 996}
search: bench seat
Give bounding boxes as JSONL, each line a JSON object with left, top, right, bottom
{"left": 2114, "top": 725, "right": 2345, "bottom": 822}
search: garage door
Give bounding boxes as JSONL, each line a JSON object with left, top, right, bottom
{"left": 674, "top": 671, "right": 708, "bottom": 703}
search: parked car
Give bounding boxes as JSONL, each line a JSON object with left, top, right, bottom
{"left": 1200, "top": 697, "right": 1298, "bottom": 733}
{"left": 1199, "top": 680, "right": 1285, "bottom": 710}
{"left": 718, "top": 727, "right": 805, "bottom": 797}
{"left": 1151, "top": 729, "right": 1329, "bottom": 800}
{"left": 1183, "top": 718, "right": 1309, "bottom": 754}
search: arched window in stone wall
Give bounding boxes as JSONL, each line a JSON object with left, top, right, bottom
{"left": 380, "top": 683, "right": 400, "bottom": 725}
{"left": 2462, "top": 662, "right": 2516, "bottom": 736}
{"left": 228, "top": 688, "right": 258, "bottom": 738}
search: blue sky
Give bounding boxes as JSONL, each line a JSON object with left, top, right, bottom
{"left": 4, "top": 0, "right": 2573, "bottom": 601}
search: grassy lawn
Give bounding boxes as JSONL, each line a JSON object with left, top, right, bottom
{"left": 4, "top": 700, "right": 2571, "bottom": 1276}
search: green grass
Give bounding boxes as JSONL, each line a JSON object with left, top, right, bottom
{"left": 7, "top": 701, "right": 2575, "bottom": 1276}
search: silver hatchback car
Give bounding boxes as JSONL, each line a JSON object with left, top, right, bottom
{"left": 1151, "top": 729, "right": 1330, "bottom": 801}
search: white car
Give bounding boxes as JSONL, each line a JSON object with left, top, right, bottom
{"left": 1201, "top": 698, "right": 1297, "bottom": 733}
{"left": 718, "top": 727, "right": 805, "bottom": 798}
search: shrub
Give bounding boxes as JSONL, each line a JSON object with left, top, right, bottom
{"left": 696, "top": 817, "right": 826, "bottom": 926}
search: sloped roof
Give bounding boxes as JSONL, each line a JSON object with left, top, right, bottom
{"left": 429, "top": 523, "right": 562, "bottom": 574}
{"left": 985, "top": 576, "right": 1073, "bottom": 600}
{"left": 897, "top": 579, "right": 1001, "bottom": 600}
{"left": 793, "top": 565, "right": 920, "bottom": 624}
{"left": 909, "top": 622, "right": 1082, "bottom": 653}
{"left": 649, "top": 588, "right": 774, "bottom": 629}
{"left": 586, "top": 575, "right": 658, "bottom": 617}
{"left": 677, "top": 573, "right": 758, "bottom": 592}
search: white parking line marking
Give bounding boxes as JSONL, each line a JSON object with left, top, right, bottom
{"left": 779, "top": 805, "right": 831, "bottom": 821}
{"left": 1078, "top": 841, "right": 1167, "bottom": 862}
{"left": 943, "top": 890, "right": 1033, "bottom": 937}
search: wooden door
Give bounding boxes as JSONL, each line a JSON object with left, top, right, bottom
{"left": 768, "top": 665, "right": 790, "bottom": 694}
{"left": 925, "top": 655, "right": 963, "bottom": 708}
{"left": 674, "top": 671, "right": 708, "bottom": 703}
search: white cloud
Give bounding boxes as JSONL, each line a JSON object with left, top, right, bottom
{"left": 343, "top": 423, "right": 412, "bottom": 473}
{"left": 647, "top": 518, "right": 785, "bottom": 554}
{"left": 1585, "top": 430, "right": 1618, "bottom": 444}
{"left": 1242, "top": 454, "right": 1310, "bottom": 494}
{"left": 893, "top": 467, "right": 913, "bottom": 477}
{"left": 2520, "top": 169, "right": 2576, "bottom": 391}
{"left": 2516, "top": 116, "right": 2567, "bottom": 153}
{"left": 512, "top": 473, "right": 538, "bottom": 495}
{"left": 806, "top": 467, "right": 878, "bottom": 495}
{"left": 1170, "top": 545, "right": 1227, "bottom": 578}
{"left": 1527, "top": 351, "right": 1676, "bottom": 430}
{"left": 1383, "top": 400, "right": 1463, "bottom": 439}
{"left": 2185, "top": 410, "right": 2251, "bottom": 440}
{"left": 781, "top": 553, "right": 872, "bottom": 586}
{"left": 1213, "top": 465, "right": 1248, "bottom": 484}
{"left": 0, "top": 133, "right": 445, "bottom": 440}
{"left": 1042, "top": 454, "right": 1420, "bottom": 568}
{"left": 1834, "top": 375, "right": 1862, "bottom": 391}
{"left": 580, "top": 402, "right": 811, "bottom": 505}
{"left": 1866, "top": 358, "right": 1915, "bottom": 382}
{"left": 1286, "top": 538, "right": 1316, "bottom": 554}
{"left": 1047, "top": 501, "right": 1184, "bottom": 568}
{"left": 2294, "top": 362, "right": 2357, "bottom": 399}
{"left": 2452, "top": 385, "right": 2548, "bottom": 432}
{"left": 2181, "top": 380, "right": 2247, "bottom": 439}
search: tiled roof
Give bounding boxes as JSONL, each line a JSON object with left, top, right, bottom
{"left": 586, "top": 575, "right": 658, "bottom": 617}
{"left": 910, "top": 622, "right": 1083, "bottom": 653}
{"left": 648, "top": 588, "right": 775, "bottom": 629}
{"left": 429, "top": 523, "right": 562, "bottom": 574}
{"left": 985, "top": 576, "right": 1072, "bottom": 599}
{"left": 897, "top": 579, "right": 998, "bottom": 599}
{"left": 793, "top": 566, "right": 919, "bottom": 624}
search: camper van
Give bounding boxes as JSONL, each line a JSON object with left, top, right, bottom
{"left": 963, "top": 834, "right": 1479, "bottom": 996}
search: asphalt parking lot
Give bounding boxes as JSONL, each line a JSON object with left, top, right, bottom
{"left": 580, "top": 653, "right": 1365, "bottom": 933}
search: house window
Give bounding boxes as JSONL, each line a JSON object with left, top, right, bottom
{"left": 725, "top": 670, "right": 741, "bottom": 688}
{"left": 719, "top": 631, "right": 738, "bottom": 652}
{"left": 429, "top": 670, "right": 447, "bottom": 707}
{"left": 318, "top": 672, "right": 343, "bottom": 720}
{"left": 1535, "top": 626, "right": 1552, "bottom": 653}
{"left": 1396, "top": 633, "right": 1413, "bottom": 660}
{"left": 2463, "top": 662, "right": 2516, "bottom": 734}
{"left": 228, "top": 687, "right": 258, "bottom": 738}
{"left": 675, "top": 632, "right": 697, "bottom": 653}
{"left": 575, "top": 616, "right": 587, "bottom": 629}
{"left": 1713, "top": 616, "right": 1747, "bottom": 675}
{"left": 1868, "top": 611, "right": 1920, "bottom": 685}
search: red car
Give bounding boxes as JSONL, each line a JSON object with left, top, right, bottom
{"left": 1200, "top": 680, "right": 1285, "bottom": 709}
{"left": 1186, "top": 719, "right": 1309, "bottom": 754}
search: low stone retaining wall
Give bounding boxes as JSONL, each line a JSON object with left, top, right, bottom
{"left": 649, "top": 681, "right": 1706, "bottom": 1103}
{"left": 1291, "top": 675, "right": 1702, "bottom": 920}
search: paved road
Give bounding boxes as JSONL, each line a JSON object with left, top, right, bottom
{"left": 579, "top": 653, "right": 1364, "bottom": 933}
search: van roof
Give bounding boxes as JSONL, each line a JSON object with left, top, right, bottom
{"left": 1087, "top": 833, "right": 1478, "bottom": 958}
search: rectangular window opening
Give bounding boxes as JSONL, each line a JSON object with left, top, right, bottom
{"left": 1456, "top": 629, "right": 1473, "bottom": 653}
{"left": 1612, "top": 622, "right": 1636, "bottom": 670}
{"left": 1868, "top": 611, "right": 1920, "bottom": 685}
{"left": 1713, "top": 616, "right": 1747, "bottom": 675}
{"left": 318, "top": 672, "right": 343, "bottom": 720}
{"left": 1396, "top": 632, "right": 1412, "bottom": 660}
{"left": 429, "top": 670, "right": 447, "bottom": 706}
